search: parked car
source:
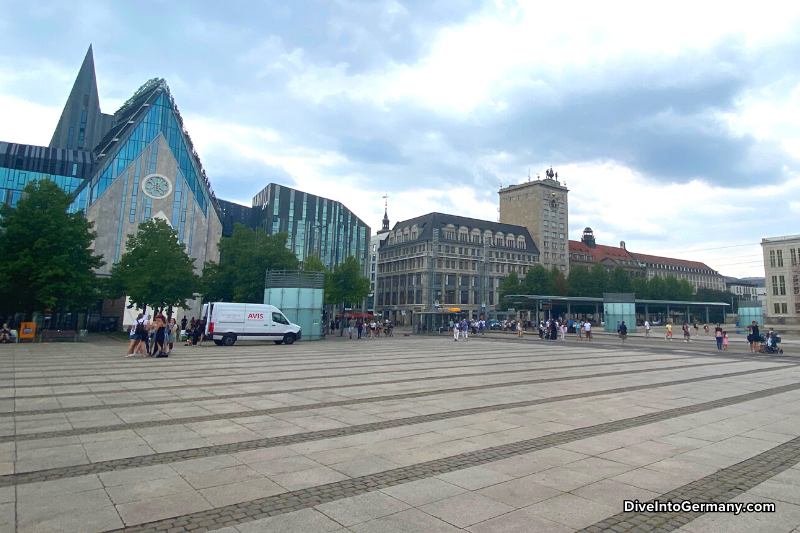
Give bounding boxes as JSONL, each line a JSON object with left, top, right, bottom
{"left": 202, "top": 302, "right": 302, "bottom": 346}
{"left": 488, "top": 320, "right": 502, "bottom": 330}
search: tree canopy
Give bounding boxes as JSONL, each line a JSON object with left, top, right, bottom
{"left": 201, "top": 224, "right": 299, "bottom": 303}
{"left": 107, "top": 218, "right": 198, "bottom": 313}
{"left": 497, "top": 261, "right": 735, "bottom": 307}
{"left": 0, "top": 180, "right": 103, "bottom": 317}
{"left": 327, "top": 255, "right": 370, "bottom": 308}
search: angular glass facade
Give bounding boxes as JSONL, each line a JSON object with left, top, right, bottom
{"left": 0, "top": 142, "right": 94, "bottom": 213}
{"left": 248, "top": 183, "right": 370, "bottom": 271}
{"left": 86, "top": 86, "right": 213, "bottom": 216}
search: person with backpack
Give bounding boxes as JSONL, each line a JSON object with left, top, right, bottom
{"left": 126, "top": 313, "right": 147, "bottom": 357}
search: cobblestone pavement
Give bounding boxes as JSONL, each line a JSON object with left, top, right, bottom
{"left": 3, "top": 335, "right": 800, "bottom": 533}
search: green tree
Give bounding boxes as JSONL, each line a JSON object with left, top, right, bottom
{"left": 0, "top": 180, "right": 103, "bottom": 318}
{"left": 302, "top": 254, "right": 327, "bottom": 273}
{"left": 327, "top": 256, "right": 370, "bottom": 310}
{"left": 497, "top": 270, "right": 520, "bottom": 310}
{"left": 108, "top": 219, "right": 198, "bottom": 314}
{"left": 550, "top": 266, "right": 569, "bottom": 296}
{"left": 523, "top": 264, "right": 552, "bottom": 295}
{"left": 676, "top": 279, "right": 695, "bottom": 301}
{"left": 589, "top": 263, "right": 610, "bottom": 297}
{"left": 631, "top": 277, "right": 649, "bottom": 299}
{"left": 567, "top": 265, "right": 592, "bottom": 297}
{"left": 609, "top": 266, "right": 633, "bottom": 293}
{"left": 660, "top": 276, "right": 694, "bottom": 301}
{"left": 201, "top": 224, "right": 299, "bottom": 303}
{"left": 648, "top": 275, "right": 668, "bottom": 300}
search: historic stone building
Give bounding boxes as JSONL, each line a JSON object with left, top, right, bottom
{"left": 375, "top": 213, "right": 540, "bottom": 326}
{"left": 568, "top": 228, "right": 646, "bottom": 276}
{"left": 630, "top": 252, "right": 725, "bottom": 292}
{"left": 761, "top": 234, "right": 800, "bottom": 323}
{"left": 498, "top": 168, "right": 569, "bottom": 274}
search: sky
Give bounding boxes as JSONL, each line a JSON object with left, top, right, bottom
{"left": 1, "top": 0, "right": 799, "bottom": 278}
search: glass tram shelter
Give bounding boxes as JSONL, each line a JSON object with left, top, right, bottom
{"left": 504, "top": 293, "right": 731, "bottom": 333}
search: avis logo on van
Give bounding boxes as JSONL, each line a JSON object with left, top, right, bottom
{"left": 247, "top": 313, "right": 264, "bottom": 320}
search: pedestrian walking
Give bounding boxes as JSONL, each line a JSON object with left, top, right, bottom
{"left": 723, "top": 332, "right": 729, "bottom": 351}
{"left": 357, "top": 319, "right": 363, "bottom": 340}
{"left": 665, "top": 322, "right": 673, "bottom": 340}
{"left": 152, "top": 315, "right": 168, "bottom": 357}
{"left": 453, "top": 320, "right": 459, "bottom": 341}
{"left": 644, "top": 320, "right": 651, "bottom": 338}
{"left": 714, "top": 323, "right": 723, "bottom": 350}
{"left": 126, "top": 313, "right": 146, "bottom": 357}
{"left": 619, "top": 321, "right": 628, "bottom": 344}
{"left": 181, "top": 316, "right": 188, "bottom": 331}
{"left": 682, "top": 323, "right": 691, "bottom": 343}
{"left": 194, "top": 319, "right": 205, "bottom": 347}
{"left": 584, "top": 320, "right": 592, "bottom": 340}
{"left": 516, "top": 320, "right": 523, "bottom": 338}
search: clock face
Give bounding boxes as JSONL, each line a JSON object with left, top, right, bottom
{"left": 142, "top": 174, "right": 172, "bottom": 199}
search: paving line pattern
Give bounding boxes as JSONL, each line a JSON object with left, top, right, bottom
{"left": 5, "top": 359, "right": 759, "bottom": 443}
{"left": 4, "top": 355, "right": 702, "bottom": 417}
{"left": 5, "top": 363, "right": 792, "bottom": 486}
{"left": 102, "top": 380, "right": 800, "bottom": 533}
{"left": 578, "top": 435, "right": 800, "bottom": 532}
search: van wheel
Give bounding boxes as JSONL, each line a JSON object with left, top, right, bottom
{"left": 283, "top": 334, "right": 295, "bottom": 345}
{"left": 222, "top": 335, "right": 236, "bottom": 347}
{"left": 274, "top": 340, "right": 283, "bottom": 345}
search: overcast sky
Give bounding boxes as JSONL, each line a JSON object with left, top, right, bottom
{"left": 2, "top": 0, "right": 799, "bottom": 277}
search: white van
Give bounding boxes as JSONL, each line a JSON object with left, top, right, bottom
{"left": 202, "top": 303, "right": 302, "bottom": 346}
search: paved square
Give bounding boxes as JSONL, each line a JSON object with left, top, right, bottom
{"left": 2, "top": 332, "right": 800, "bottom": 532}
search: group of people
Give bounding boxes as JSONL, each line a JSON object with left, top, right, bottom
{"left": 336, "top": 317, "right": 394, "bottom": 339}
{"left": 126, "top": 314, "right": 205, "bottom": 358}
{"left": 534, "top": 319, "right": 593, "bottom": 341}
{"left": 451, "top": 318, "right": 485, "bottom": 340}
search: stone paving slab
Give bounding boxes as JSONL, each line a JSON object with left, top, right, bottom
{"left": 4, "top": 335, "right": 800, "bottom": 533}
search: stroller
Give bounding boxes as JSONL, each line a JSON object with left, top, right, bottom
{"left": 759, "top": 333, "right": 784, "bottom": 355}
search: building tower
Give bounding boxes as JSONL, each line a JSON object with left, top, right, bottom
{"left": 498, "top": 167, "right": 569, "bottom": 273}
{"left": 368, "top": 193, "right": 391, "bottom": 313}
{"left": 49, "top": 45, "right": 116, "bottom": 151}
{"left": 582, "top": 227, "right": 596, "bottom": 248}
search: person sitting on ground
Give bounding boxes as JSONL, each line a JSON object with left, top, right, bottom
{"left": 0, "top": 324, "right": 12, "bottom": 343}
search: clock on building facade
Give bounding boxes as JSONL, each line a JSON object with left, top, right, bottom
{"left": 141, "top": 174, "right": 173, "bottom": 199}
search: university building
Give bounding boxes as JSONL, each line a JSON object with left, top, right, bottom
{"left": 0, "top": 46, "right": 223, "bottom": 326}
{"left": 762, "top": 234, "right": 800, "bottom": 323}
{"left": 568, "top": 228, "right": 646, "bottom": 277}
{"left": 567, "top": 228, "right": 725, "bottom": 292}
{"left": 374, "top": 212, "right": 540, "bottom": 326}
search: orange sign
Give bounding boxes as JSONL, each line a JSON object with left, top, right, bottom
{"left": 19, "top": 322, "right": 36, "bottom": 339}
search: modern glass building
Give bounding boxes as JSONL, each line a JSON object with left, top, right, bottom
{"left": 219, "top": 184, "right": 370, "bottom": 271}
{"left": 0, "top": 142, "right": 94, "bottom": 213}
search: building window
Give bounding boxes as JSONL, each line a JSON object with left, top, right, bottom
{"left": 543, "top": 220, "right": 549, "bottom": 227}
{"left": 780, "top": 275, "right": 786, "bottom": 295}
{"left": 772, "top": 276, "right": 779, "bottom": 295}
{"left": 792, "top": 248, "right": 797, "bottom": 266}
{"left": 770, "top": 250, "right": 776, "bottom": 267}
{"left": 775, "top": 303, "right": 781, "bottom": 314}
{"left": 782, "top": 303, "right": 788, "bottom": 314}
{"left": 543, "top": 209, "right": 549, "bottom": 216}
{"left": 778, "top": 250, "right": 784, "bottom": 267}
